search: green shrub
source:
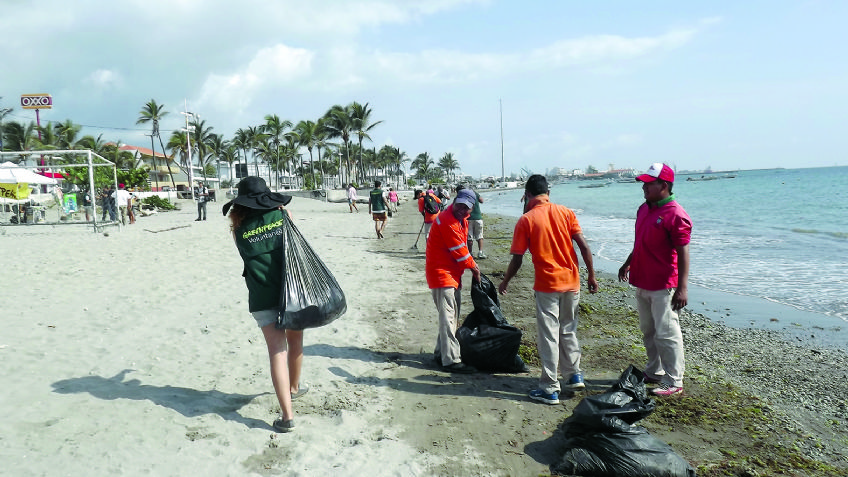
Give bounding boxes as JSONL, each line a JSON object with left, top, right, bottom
{"left": 142, "top": 196, "right": 177, "bottom": 210}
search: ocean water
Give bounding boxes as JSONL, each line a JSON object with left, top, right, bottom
{"left": 482, "top": 166, "right": 848, "bottom": 349}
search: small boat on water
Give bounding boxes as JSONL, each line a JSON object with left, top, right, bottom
{"left": 578, "top": 181, "right": 611, "bottom": 188}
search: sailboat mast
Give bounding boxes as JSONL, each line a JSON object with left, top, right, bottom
{"left": 500, "top": 98, "right": 505, "bottom": 182}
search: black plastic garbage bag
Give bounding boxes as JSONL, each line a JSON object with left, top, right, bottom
{"left": 551, "top": 365, "right": 696, "bottom": 477}
{"left": 457, "top": 274, "right": 527, "bottom": 373}
{"left": 277, "top": 212, "right": 347, "bottom": 330}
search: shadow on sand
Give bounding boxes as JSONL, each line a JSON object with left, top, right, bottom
{"left": 51, "top": 369, "right": 272, "bottom": 430}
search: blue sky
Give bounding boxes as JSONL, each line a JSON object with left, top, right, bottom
{"left": 2, "top": 0, "right": 846, "bottom": 177}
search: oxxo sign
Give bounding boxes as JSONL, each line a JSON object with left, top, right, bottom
{"left": 21, "top": 94, "right": 53, "bottom": 109}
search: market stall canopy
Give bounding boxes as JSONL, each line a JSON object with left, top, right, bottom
{"left": 0, "top": 162, "right": 59, "bottom": 185}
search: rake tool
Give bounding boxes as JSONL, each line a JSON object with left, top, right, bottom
{"left": 410, "top": 221, "right": 426, "bottom": 251}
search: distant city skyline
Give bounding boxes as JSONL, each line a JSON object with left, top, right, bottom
{"left": 3, "top": 1, "right": 846, "bottom": 177}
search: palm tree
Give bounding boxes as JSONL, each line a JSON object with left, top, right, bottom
{"left": 102, "top": 141, "right": 139, "bottom": 170}
{"left": 396, "top": 148, "right": 410, "bottom": 187}
{"left": 314, "top": 117, "right": 333, "bottom": 188}
{"left": 55, "top": 119, "right": 82, "bottom": 149}
{"left": 0, "top": 104, "right": 13, "bottom": 151}
{"left": 137, "top": 100, "right": 173, "bottom": 189}
{"left": 263, "top": 115, "right": 292, "bottom": 190}
{"left": 166, "top": 130, "right": 189, "bottom": 179}
{"left": 207, "top": 133, "right": 228, "bottom": 189}
{"left": 254, "top": 138, "right": 277, "bottom": 187}
{"left": 2, "top": 121, "right": 37, "bottom": 162}
{"left": 295, "top": 119, "right": 319, "bottom": 189}
{"left": 350, "top": 101, "right": 383, "bottom": 183}
{"left": 77, "top": 134, "right": 108, "bottom": 156}
{"left": 246, "top": 125, "right": 266, "bottom": 178}
{"left": 412, "top": 152, "right": 435, "bottom": 183}
{"left": 34, "top": 122, "right": 59, "bottom": 150}
{"left": 219, "top": 143, "right": 239, "bottom": 191}
{"left": 191, "top": 119, "right": 214, "bottom": 183}
{"left": 438, "top": 152, "right": 459, "bottom": 184}
{"left": 322, "top": 104, "right": 354, "bottom": 185}
{"left": 232, "top": 128, "right": 251, "bottom": 180}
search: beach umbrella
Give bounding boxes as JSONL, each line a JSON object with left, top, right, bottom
{"left": 0, "top": 161, "right": 59, "bottom": 185}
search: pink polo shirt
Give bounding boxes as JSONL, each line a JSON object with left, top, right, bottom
{"left": 629, "top": 198, "right": 692, "bottom": 291}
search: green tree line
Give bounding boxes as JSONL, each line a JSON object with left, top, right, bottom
{"left": 0, "top": 101, "right": 464, "bottom": 191}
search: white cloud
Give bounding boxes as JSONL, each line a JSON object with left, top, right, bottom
{"left": 366, "top": 27, "right": 700, "bottom": 85}
{"left": 86, "top": 69, "right": 123, "bottom": 89}
{"left": 530, "top": 29, "right": 696, "bottom": 68}
{"left": 195, "top": 44, "right": 314, "bottom": 113}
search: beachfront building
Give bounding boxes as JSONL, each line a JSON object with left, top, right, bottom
{"left": 116, "top": 144, "right": 218, "bottom": 192}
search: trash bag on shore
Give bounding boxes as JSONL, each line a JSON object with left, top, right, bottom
{"left": 457, "top": 274, "right": 528, "bottom": 373}
{"left": 551, "top": 365, "right": 696, "bottom": 477}
{"left": 277, "top": 212, "right": 347, "bottom": 330}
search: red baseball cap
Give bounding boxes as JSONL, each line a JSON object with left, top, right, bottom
{"left": 636, "top": 163, "right": 675, "bottom": 183}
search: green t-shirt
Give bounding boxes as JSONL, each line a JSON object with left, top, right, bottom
{"left": 235, "top": 208, "right": 285, "bottom": 312}
{"left": 469, "top": 191, "right": 483, "bottom": 220}
{"left": 369, "top": 188, "right": 386, "bottom": 213}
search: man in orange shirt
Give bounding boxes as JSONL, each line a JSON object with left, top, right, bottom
{"left": 417, "top": 189, "right": 442, "bottom": 240}
{"left": 426, "top": 189, "right": 481, "bottom": 373}
{"left": 498, "top": 175, "right": 598, "bottom": 404}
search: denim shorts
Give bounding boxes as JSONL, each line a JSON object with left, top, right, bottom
{"left": 251, "top": 308, "right": 280, "bottom": 328}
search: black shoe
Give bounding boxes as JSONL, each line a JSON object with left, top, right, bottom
{"left": 272, "top": 418, "right": 295, "bottom": 433}
{"left": 195, "top": 218, "right": 201, "bottom": 221}
{"left": 442, "top": 362, "right": 477, "bottom": 374}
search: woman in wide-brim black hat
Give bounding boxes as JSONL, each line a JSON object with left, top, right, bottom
{"left": 224, "top": 176, "right": 306, "bottom": 433}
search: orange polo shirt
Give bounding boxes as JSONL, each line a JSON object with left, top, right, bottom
{"left": 509, "top": 195, "right": 583, "bottom": 293}
{"left": 425, "top": 205, "right": 477, "bottom": 289}
{"left": 418, "top": 193, "right": 442, "bottom": 224}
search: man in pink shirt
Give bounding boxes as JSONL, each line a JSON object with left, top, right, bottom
{"left": 618, "top": 163, "right": 692, "bottom": 397}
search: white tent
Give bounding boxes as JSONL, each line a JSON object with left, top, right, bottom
{"left": 0, "top": 161, "right": 58, "bottom": 185}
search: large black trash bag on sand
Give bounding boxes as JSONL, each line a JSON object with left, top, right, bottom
{"left": 456, "top": 274, "right": 528, "bottom": 373}
{"left": 552, "top": 365, "right": 696, "bottom": 477}
{"left": 277, "top": 212, "right": 347, "bottom": 330}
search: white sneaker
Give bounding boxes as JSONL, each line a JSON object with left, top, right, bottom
{"left": 477, "top": 251, "right": 487, "bottom": 259}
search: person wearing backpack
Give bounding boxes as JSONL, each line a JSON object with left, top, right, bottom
{"left": 418, "top": 189, "right": 442, "bottom": 240}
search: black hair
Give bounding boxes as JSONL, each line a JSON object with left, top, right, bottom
{"left": 525, "top": 174, "right": 549, "bottom": 196}
{"left": 659, "top": 180, "right": 674, "bottom": 193}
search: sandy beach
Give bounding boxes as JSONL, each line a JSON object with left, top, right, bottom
{"left": 2, "top": 195, "right": 846, "bottom": 476}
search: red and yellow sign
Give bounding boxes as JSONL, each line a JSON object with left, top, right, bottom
{"left": 0, "top": 182, "right": 31, "bottom": 199}
{"left": 21, "top": 94, "right": 52, "bottom": 110}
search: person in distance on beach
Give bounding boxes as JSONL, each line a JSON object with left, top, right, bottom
{"left": 112, "top": 183, "right": 132, "bottom": 226}
{"left": 223, "top": 177, "right": 308, "bottom": 433}
{"left": 458, "top": 184, "right": 487, "bottom": 259}
{"left": 498, "top": 174, "right": 598, "bottom": 405}
{"left": 347, "top": 183, "right": 359, "bottom": 213}
{"left": 195, "top": 181, "right": 209, "bottom": 221}
{"left": 387, "top": 187, "right": 399, "bottom": 213}
{"left": 418, "top": 188, "right": 442, "bottom": 240}
{"left": 426, "top": 188, "right": 481, "bottom": 374}
{"left": 368, "top": 180, "right": 388, "bottom": 239}
{"left": 618, "top": 163, "right": 691, "bottom": 397}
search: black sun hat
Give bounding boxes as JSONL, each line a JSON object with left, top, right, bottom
{"left": 222, "top": 176, "right": 292, "bottom": 215}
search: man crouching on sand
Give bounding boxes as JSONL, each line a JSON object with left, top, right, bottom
{"left": 498, "top": 174, "right": 598, "bottom": 405}
{"left": 426, "top": 189, "right": 481, "bottom": 374}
